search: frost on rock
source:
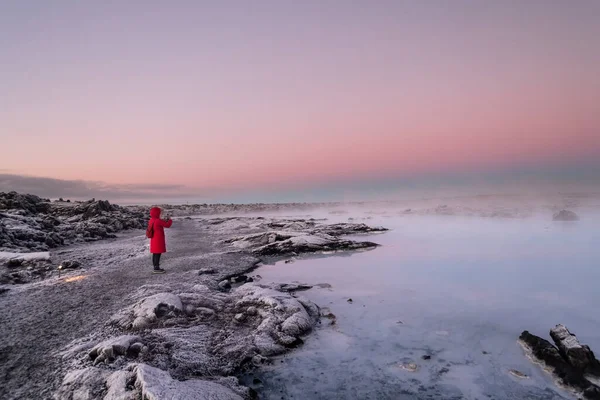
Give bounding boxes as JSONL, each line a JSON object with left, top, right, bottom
{"left": 520, "top": 325, "right": 600, "bottom": 399}
{"left": 0, "top": 250, "right": 54, "bottom": 284}
{"left": 153, "top": 325, "right": 216, "bottom": 376}
{"left": 0, "top": 251, "right": 51, "bottom": 262}
{"left": 100, "top": 281, "right": 320, "bottom": 382}
{"left": 111, "top": 293, "right": 183, "bottom": 330}
{"left": 222, "top": 231, "right": 301, "bottom": 249}
{"left": 103, "top": 369, "right": 135, "bottom": 400}
{"left": 88, "top": 335, "right": 143, "bottom": 365}
{"left": 179, "top": 290, "right": 226, "bottom": 313}
{"left": 549, "top": 324, "right": 600, "bottom": 375}
{"left": 116, "top": 363, "right": 245, "bottom": 400}
{"left": 235, "top": 284, "right": 318, "bottom": 349}
{"left": 255, "top": 234, "right": 379, "bottom": 256}
{"left": 57, "top": 364, "right": 245, "bottom": 400}
{"left": 1, "top": 192, "right": 146, "bottom": 252}
{"left": 275, "top": 283, "right": 313, "bottom": 292}
{"left": 223, "top": 230, "right": 379, "bottom": 257}
{"left": 54, "top": 367, "right": 111, "bottom": 400}
{"left": 310, "top": 222, "right": 388, "bottom": 236}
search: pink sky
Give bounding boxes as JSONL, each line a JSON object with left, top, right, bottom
{"left": 1, "top": 1, "right": 599, "bottom": 198}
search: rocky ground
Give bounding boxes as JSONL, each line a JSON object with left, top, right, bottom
{"left": 0, "top": 192, "right": 147, "bottom": 253}
{"left": 0, "top": 197, "right": 387, "bottom": 400}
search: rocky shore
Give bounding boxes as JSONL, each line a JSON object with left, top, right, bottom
{"left": 0, "top": 193, "right": 387, "bottom": 400}
{"left": 520, "top": 325, "right": 600, "bottom": 399}
{"left": 0, "top": 192, "right": 147, "bottom": 252}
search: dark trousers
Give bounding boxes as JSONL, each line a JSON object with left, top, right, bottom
{"left": 152, "top": 253, "right": 162, "bottom": 268}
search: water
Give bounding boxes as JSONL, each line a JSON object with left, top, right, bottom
{"left": 242, "top": 211, "right": 600, "bottom": 399}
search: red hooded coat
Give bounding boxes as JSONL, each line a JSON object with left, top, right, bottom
{"left": 149, "top": 207, "right": 172, "bottom": 254}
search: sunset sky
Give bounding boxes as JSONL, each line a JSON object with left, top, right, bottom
{"left": 1, "top": 1, "right": 599, "bottom": 202}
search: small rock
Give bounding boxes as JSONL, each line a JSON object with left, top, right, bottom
{"left": 232, "top": 275, "right": 248, "bottom": 283}
{"left": 61, "top": 260, "right": 81, "bottom": 269}
{"left": 315, "top": 283, "right": 332, "bottom": 289}
{"left": 284, "top": 259, "right": 294, "bottom": 264}
{"left": 253, "top": 378, "right": 262, "bottom": 385}
{"left": 246, "top": 306, "right": 258, "bottom": 316}
{"left": 347, "top": 298, "right": 353, "bottom": 303}
{"left": 184, "top": 305, "right": 196, "bottom": 315}
{"left": 129, "top": 342, "right": 144, "bottom": 354}
{"left": 278, "top": 283, "right": 312, "bottom": 292}
{"left": 422, "top": 355, "right": 432, "bottom": 360}
{"left": 320, "top": 309, "right": 336, "bottom": 325}
{"left": 218, "top": 280, "right": 231, "bottom": 290}
{"left": 6, "top": 259, "right": 23, "bottom": 268}
{"left": 509, "top": 369, "right": 528, "bottom": 379}
{"left": 399, "top": 362, "right": 418, "bottom": 372}
{"left": 196, "top": 307, "right": 215, "bottom": 319}
{"left": 252, "top": 355, "right": 268, "bottom": 366}
{"left": 198, "top": 268, "right": 216, "bottom": 275}
{"left": 234, "top": 313, "right": 246, "bottom": 322}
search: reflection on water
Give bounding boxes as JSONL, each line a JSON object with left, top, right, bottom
{"left": 243, "top": 213, "right": 600, "bottom": 399}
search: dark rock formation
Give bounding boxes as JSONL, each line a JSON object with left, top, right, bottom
{"left": 553, "top": 210, "right": 579, "bottom": 221}
{"left": 198, "top": 268, "right": 217, "bottom": 275}
{"left": 0, "top": 192, "right": 51, "bottom": 214}
{"left": 549, "top": 325, "right": 600, "bottom": 376}
{"left": 275, "top": 283, "right": 312, "bottom": 292}
{"left": 60, "top": 260, "right": 81, "bottom": 269}
{"left": 218, "top": 280, "right": 232, "bottom": 290}
{"left": 0, "top": 192, "right": 146, "bottom": 252}
{"left": 520, "top": 325, "right": 600, "bottom": 399}
{"left": 223, "top": 230, "right": 379, "bottom": 258}
{"left": 310, "top": 223, "right": 388, "bottom": 236}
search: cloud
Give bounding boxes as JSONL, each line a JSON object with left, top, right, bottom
{"left": 0, "top": 174, "right": 196, "bottom": 201}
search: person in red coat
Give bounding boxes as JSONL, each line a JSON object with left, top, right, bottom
{"left": 148, "top": 207, "right": 173, "bottom": 274}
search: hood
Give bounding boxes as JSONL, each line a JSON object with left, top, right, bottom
{"left": 150, "top": 207, "right": 161, "bottom": 219}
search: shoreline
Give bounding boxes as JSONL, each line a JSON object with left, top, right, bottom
{"left": 3, "top": 191, "right": 599, "bottom": 399}
{"left": 0, "top": 208, "right": 386, "bottom": 399}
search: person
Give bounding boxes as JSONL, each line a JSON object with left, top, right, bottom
{"left": 148, "top": 207, "right": 173, "bottom": 274}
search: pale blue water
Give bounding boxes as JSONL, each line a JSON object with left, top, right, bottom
{"left": 243, "top": 212, "right": 600, "bottom": 399}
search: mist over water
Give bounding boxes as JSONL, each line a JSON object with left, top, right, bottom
{"left": 239, "top": 199, "right": 600, "bottom": 399}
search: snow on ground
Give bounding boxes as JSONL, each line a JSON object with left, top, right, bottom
{"left": 0, "top": 251, "right": 51, "bottom": 261}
